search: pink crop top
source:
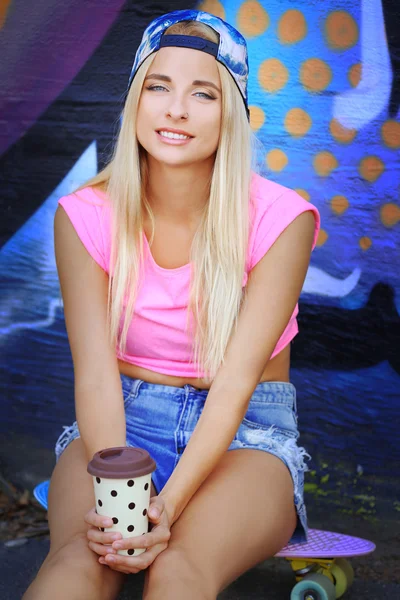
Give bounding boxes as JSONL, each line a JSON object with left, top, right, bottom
{"left": 58, "top": 172, "right": 320, "bottom": 377}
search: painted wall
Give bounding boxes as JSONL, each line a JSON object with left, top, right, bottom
{"left": 1, "top": 0, "right": 399, "bottom": 495}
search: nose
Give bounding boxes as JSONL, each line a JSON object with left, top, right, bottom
{"left": 166, "top": 93, "right": 188, "bottom": 120}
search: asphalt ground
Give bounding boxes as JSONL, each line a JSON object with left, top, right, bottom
{"left": 1, "top": 536, "right": 399, "bottom": 599}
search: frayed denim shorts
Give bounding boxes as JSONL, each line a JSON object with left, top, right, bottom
{"left": 55, "top": 374, "right": 310, "bottom": 544}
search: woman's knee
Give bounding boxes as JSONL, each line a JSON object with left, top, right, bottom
{"left": 147, "top": 547, "right": 217, "bottom": 597}
{"left": 46, "top": 532, "right": 99, "bottom": 574}
{"left": 46, "top": 438, "right": 97, "bottom": 547}
{"left": 45, "top": 532, "right": 125, "bottom": 593}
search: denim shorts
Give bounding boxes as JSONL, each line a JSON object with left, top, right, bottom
{"left": 55, "top": 374, "right": 310, "bottom": 544}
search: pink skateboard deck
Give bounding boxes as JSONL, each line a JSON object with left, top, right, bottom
{"left": 276, "top": 528, "right": 376, "bottom": 559}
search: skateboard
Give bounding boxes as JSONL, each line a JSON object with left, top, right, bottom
{"left": 34, "top": 482, "right": 375, "bottom": 599}
{"left": 275, "top": 528, "right": 376, "bottom": 599}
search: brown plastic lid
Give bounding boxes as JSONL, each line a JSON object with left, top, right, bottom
{"left": 87, "top": 446, "right": 156, "bottom": 479}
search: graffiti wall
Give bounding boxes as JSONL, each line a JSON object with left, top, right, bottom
{"left": 1, "top": 0, "right": 399, "bottom": 498}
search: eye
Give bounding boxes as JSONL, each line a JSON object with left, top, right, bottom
{"left": 146, "top": 85, "right": 168, "bottom": 92}
{"left": 194, "top": 91, "right": 216, "bottom": 100}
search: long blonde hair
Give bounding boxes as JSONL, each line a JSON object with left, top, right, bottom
{"left": 72, "top": 21, "right": 254, "bottom": 380}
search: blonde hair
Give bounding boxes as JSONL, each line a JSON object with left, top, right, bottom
{"left": 72, "top": 21, "right": 254, "bottom": 381}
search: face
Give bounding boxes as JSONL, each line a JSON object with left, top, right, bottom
{"left": 136, "top": 46, "right": 222, "bottom": 169}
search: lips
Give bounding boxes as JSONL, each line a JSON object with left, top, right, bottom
{"left": 156, "top": 128, "right": 194, "bottom": 137}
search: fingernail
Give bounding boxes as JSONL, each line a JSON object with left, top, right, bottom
{"left": 113, "top": 543, "right": 121, "bottom": 549}
{"left": 150, "top": 508, "right": 159, "bottom": 518}
{"left": 111, "top": 534, "right": 120, "bottom": 540}
{"left": 103, "top": 520, "right": 113, "bottom": 527}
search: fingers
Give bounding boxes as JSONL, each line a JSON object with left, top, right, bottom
{"left": 85, "top": 509, "right": 122, "bottom": 549}
{"left": 147, "top": 496, "right": 167, "bottom": 524}
{"left": 99, "top": 525, "right": 171, "bottom": 575}
{"left": 111, "top": 528, "right": 171, "bottom": 553}
{"left": 88, "top": 540, "right": 116, "bottom": 557}
{"left": 99, "top": 555, "right": 132, "bottom": 575}
{"left": 102, "top": 540, "right": 168, "bottom": 574}
{"left": 85, "top": 499, "right": 171, "bottom": 576}
{"left": 84, "top": 507, "right": 114, "bottom": 529}
{"left": 87, "top": 526, "right": 123, "bottom": 546}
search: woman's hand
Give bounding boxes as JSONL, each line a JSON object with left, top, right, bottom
{"left": 85, "top": 508, "right": 123, "bottom": 559}
{"left": 85, "top": 495, "right": 172, "bottom": 575}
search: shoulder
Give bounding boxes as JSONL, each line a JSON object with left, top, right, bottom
{"left": 56, "top": 185, "right": 111, "bottom": 272}
{"left": 58, "top": 184, "right": 110, "bottom": 212}
{"left": 250, "top": 172, "right": 310, "bottom": 214}
{"left": 247, "top": 172, "right": 321, "bottom": 271}
{"left": 57, "top": 184, "right": 112, "bottom": 234}
{"left": 250, "top": 171, "right": 320, "bottom": 228}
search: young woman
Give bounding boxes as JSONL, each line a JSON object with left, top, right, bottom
{"left": 23, "top": 9, "right": 320, "bottom": 600}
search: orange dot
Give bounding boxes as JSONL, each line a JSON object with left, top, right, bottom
{"left": 313, "top": 152, "right": 338, "bottom": 176}
{"left": 330, "top": 118, "right": 357, "bottom": 144}
{"left": 249, "top": 105, "right": 265, "bottom": 131}
{"left": 331, "top": 195, "right": 349, "bottom": 215}
{"left": 258, "top": 59, "right": 289, "bottom": 93}
{"left": 285, "top": 108, "right": 312, "bottom": 138}
{"left": 348, "top": 63, "right": 362, "bottom": 87}
{"left": 359, "top": 156, "right": 384, "bottom": 182}
{"left": 278, "top": 9, "right": 307, "bottom": 45}
{"left": 316, "top": 229, "right": 328, "bottom": 247}
{"left": 300, "top": 58, "right": 332, "bottom": 92}
{"left": 381, "top": 120, "right": 400, "bottom": 149}
{"left": 295, "top": 189, "right": 310, "bottom": 201}
{"left": 237, "top": 1, "right": 269, "bottom": 38}
{"left": 325, "top": 11, "right": 358, "bottom": 50}
{"left": 380, "top": 203, "right": 400, "bottom": 227}
{"left": 197, "top": 0, "right": 225, "bottom": 19}
{"left": 266, "top": 149, "right": 288, "bottom": 172}
{"left": 359, "top": 237, "right": 372, "bottom": 250}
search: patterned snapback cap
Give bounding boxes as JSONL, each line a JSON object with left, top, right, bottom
{"left": 124, "top": 9, "right": 250, "bottom": 119}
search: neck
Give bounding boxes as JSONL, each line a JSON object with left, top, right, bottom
{"left": 145, "top": 155, "right": 214, "bottom": 225}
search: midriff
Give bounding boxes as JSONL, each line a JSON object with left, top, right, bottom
{"left": 118, "top": 343, "right": 291, "bottom": 390}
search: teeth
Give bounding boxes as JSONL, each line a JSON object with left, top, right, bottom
{"left": 159, "top": 131, "right": 190, "bottom": 140}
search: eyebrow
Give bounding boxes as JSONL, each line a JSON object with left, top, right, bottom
{"left": 144, "top": 73, "right": 221, "bottom": 93}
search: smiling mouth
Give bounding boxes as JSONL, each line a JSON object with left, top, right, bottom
{"left": 157, "top": 130, "right": 193, "bottom": 140}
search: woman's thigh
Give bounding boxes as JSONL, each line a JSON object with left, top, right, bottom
{"left": 46, "top": 438, "right": 122, "bottom": 590}
{"left": 24, "top": 438, "right": 127, "bottom": 599}
{"left": 47, "top": 436, "right": 101, "bottom": 551}
{"left": 181, "top": 380, "right": 309, "bottom": 544}
{"left": 148, "top": 448, "right": 297, "bottom": 597}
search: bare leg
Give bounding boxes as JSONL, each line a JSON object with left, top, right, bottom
{"left": 22, "top": 438, "right": 134, "bottom": 600}
{"left": 143, "top": 449, "right": 297, "bottom": 599}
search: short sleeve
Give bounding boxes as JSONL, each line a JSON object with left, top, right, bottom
{"left": 58, "top": 190, "right": 108, "bottom": 272}
{"left": 248, "top": 189, "right": 321, "bottom": 272}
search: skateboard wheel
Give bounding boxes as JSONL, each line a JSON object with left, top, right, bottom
{"left": 335, "top": 558, "right": 354, "bottom": 586}
{"left": 331, "top": 558, "right": 354, "bottom": 598}
{"left": 291, "top": 572, "right": 336, "bottom": 600}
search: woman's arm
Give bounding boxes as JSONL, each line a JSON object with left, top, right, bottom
{"left": 54, "top": 206, "right": 126, "bottom": 463}
{"left": 160, "top": 211, "right": 316, "bottom": 524}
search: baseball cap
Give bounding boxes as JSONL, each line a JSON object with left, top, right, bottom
{"left": 123, "top": 9, "right": 250, "bottom": 120}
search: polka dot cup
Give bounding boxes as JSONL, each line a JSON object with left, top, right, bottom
{"left": 87, "top": 447, "right": 157, "bottom": 557}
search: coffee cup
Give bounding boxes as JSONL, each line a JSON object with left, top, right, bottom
{"left": 87, "top": 446, "right": 157, "bottom": 556}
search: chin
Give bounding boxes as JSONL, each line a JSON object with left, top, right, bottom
{"left": 159, "top": 157, "right": 199, "bottom": 168}
{"left": 148, "top": 149, "right": 207, "bottom": 168}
